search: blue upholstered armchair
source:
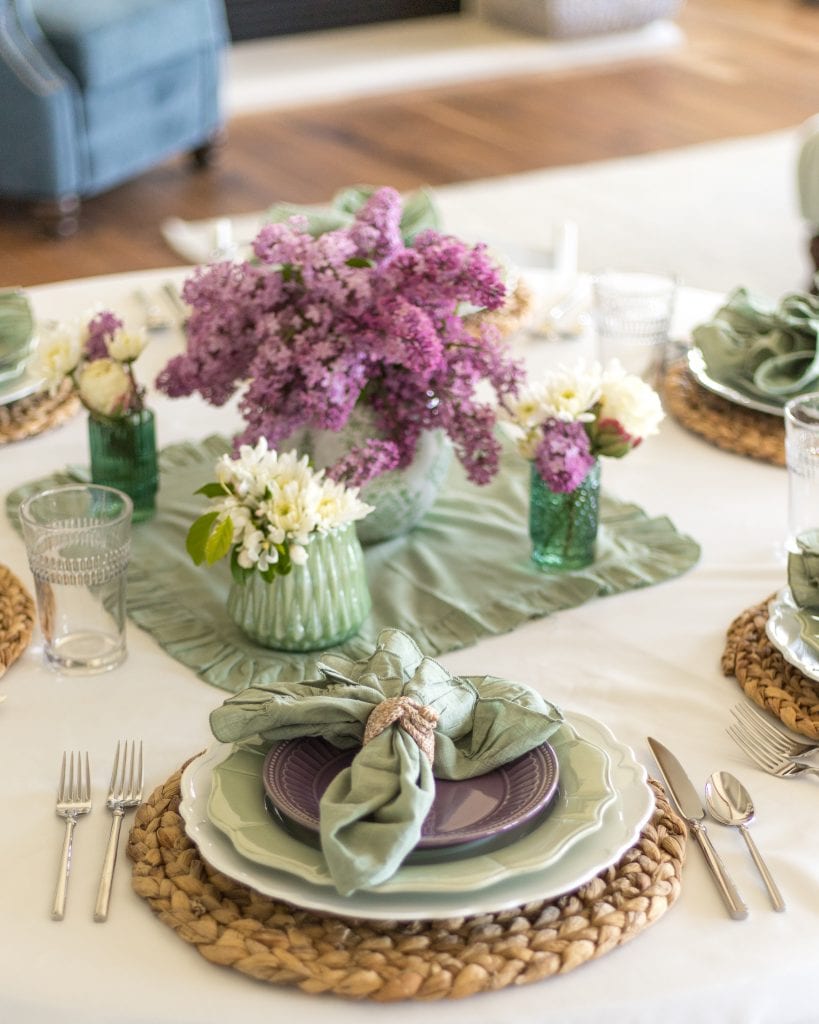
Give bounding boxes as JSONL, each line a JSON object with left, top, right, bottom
{"left": 0, "top": 0, "right": 228, "bottom": 234}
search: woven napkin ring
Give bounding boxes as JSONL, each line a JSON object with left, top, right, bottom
{"left": 362, "top": 695, "right": 439, "bottom": 763}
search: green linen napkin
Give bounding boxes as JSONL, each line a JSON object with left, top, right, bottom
{"left": 0, "top": 288, "right": 34, "bottom": 372}
{"left": 787, "top": 530, "right": 819, "bottom": 611}
{"left": 692, "top": 286, "right": 819, "bottom": 400}
{"left": 265, "top": 184, "right": 440, "bottom": 242}
{"left": 210, "top": 627, "right": 563, "bottom": 895}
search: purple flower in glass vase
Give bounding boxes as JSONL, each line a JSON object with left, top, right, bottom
{"left": 155, "top": 186, "right": 523, "bottom": 491}
{"left": 534, "top": 419, "right": 596, "bottom": 493}
{"left": 502, "top": 358, "right": 665, "bottom": 487}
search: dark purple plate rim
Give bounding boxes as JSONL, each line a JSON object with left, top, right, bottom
{"left": 262, "top": 736, "right": 559, "bottom": 850}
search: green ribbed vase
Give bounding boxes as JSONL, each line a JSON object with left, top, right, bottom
{"left": 529, "top": 460, "right": 600, "bottom": 572}
{"left": 226, "top": 524, "right": 372, "bottom": 651}
{"left": 87, "top": 409, "right": 158, "bottom": 523}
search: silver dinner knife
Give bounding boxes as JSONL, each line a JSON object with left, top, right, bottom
{"left": 647, "top": 737, "right": 748, "bottom": 920}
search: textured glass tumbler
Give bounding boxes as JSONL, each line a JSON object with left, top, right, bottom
{"left": 87, "top": 408, "right": 158, "bottom": 523}
{"left": 20, "top": 485, "right": 132, "bottom": 674}
{"left": 592, "top": 271, "right": 677, "bottom": 382}
{"left": 227, "top": 524, "right": 372, "bottom": 651}
{"left": 785, "top": 392, "right": 819, "bottom": 551}
{"left": 529, "top": 461, "right": 600, "bottom": 571}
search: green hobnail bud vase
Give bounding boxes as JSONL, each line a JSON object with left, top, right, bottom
{"left": 529, "top": 460, "right": 601, "bottom": 572}
{"left": 87, "top": 408, "right": 159, "bottom": 523}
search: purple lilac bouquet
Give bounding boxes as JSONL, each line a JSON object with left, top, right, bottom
{"left": 502, "top": 360, "right": 665, "bottom": 492}
{"left": 156, "top": 187, "right": 524, "bottom": 487}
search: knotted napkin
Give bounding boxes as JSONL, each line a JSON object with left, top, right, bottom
{"left": 788, "top": 530, "right": 819, "bottom": 611}
{"left": 693, "top": 285, "right": 819, "bottom": 400}
{"left": 210, "top": 628, "right": 563, "bottom": 895}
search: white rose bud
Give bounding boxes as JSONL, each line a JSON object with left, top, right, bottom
{"left": 106, "top": 326, "right": 147, "bottom": 363}
{"left": 78, "top": 358, "right": 132, "bottom": 417}
{"left": 36, "top": 322, "right": 82, "bottom": 393}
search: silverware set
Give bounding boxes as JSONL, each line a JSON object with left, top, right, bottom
{"left": 727, "top": 701, "right": 819, "bottom": 778}
{"left": 648, "top": 731, "right": 787, "bottom": 920}
{"left": 132, "top": 284, "right": 188, "bottom": 333}
{"left": 51, "top": 740, "right": 144, "bottom": 922}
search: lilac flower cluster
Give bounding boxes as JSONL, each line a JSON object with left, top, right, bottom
{"left": 533, "top": 419, "right": 596, "bottom": 493}
{"left": 85, "top": 310, "right": 124, "bottom": 361}
{"left": 156, "top": 187, "right": 524, "bottom": 487}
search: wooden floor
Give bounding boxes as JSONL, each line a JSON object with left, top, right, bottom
{"left": 2, "top": 0, "right": 818, "bottom": 287}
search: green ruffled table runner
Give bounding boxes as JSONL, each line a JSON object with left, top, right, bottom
{"left": 6, "top": 435, "right": 700, "bottom": 692}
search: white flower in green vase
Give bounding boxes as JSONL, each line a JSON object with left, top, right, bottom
{"left": 37, "top": 322, "right": 82, "bottom": 393}
{"left": 106, "top": 326, "right": 147, "bottom": 363}
{"left": 78, "top": 358, "right": 133, "bottom": 417}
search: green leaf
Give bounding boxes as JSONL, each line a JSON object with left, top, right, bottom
{"left": 195, "top": 482, "right": 227, "bottom": 498}
{"left": 185, "top": 512, "right": 219, "bottom": 565}
{"left": 346, "top": 256, "right": 373, "bottom": 268}
{"left": 204, "top": 515, "right": 234, "bottom": 565}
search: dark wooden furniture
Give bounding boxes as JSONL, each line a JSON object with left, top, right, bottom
{"left": 224, "top": 1, "right": 461, "bottom": 41}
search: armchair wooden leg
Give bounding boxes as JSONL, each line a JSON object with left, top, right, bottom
{"left": 33, "top": 194, "right": 81, "bottom": 238}
{"left": 810, "top": 234, "right": 819, "bottom": 291}
{"left": 191, "top": 128, "right": 227, "bottom": 169}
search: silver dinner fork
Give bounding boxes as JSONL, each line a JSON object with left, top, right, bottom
{"left": 52, "top": 751, "right": 92, "bottom": 921}
{"left": 727, "top": 722, "right": 819, "bottom": 779}
{"left": 94, "top": 740, "right": 144, "bottom": 922}
{"left": 730, "top": 702, "right": 819, "bottom": 766}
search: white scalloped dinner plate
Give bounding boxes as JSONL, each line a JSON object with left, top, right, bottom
{"left": 207, "top": 719, "right": 610, "bottom": 892}
{"left": 766, "top": 588, "right": 819, "bottom": 685}
{"left": 179, "top": 711, "right": 654, "bottom": 920}
{"left": 687, "top": 347, "right": 784, "bottom": 416}
{"left": 0, "top": 345, "right": 44, "bottom": 406}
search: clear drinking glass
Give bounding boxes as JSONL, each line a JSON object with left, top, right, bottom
{"left": 20, "top": 484, "right": 132, "bottom": 674}
{"left": 592, "top": 271, "right": 677, "bottom": 381}
{"left": 785, "top": 392, "right": 819, "bottom": 551}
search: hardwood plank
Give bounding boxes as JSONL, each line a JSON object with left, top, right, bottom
{"left": 2, "top": 0, "right": 818, "bottom": 287}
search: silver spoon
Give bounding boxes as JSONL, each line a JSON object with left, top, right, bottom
{"left": 705, "top": 770, "right": 785, "bottom": 912}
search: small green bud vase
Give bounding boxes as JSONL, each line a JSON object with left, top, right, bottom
{"left": 529, "top": 460, "right": 600, "bottom": 571}
{"left": 87, "top": 409, "right": 159, "bottom": 523}
{"left": 227, "top": 524, "right": 372, "bottom": 651}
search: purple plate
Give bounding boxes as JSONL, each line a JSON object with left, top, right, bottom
{"left": 262, "top": 737, "right": 559, "bottom": 851}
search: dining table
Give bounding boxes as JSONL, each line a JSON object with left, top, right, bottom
{"left": 1, "top": 263, "right": 817, "bottom": 1024}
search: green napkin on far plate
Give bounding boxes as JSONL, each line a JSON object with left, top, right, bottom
{"left": 692, "top": 285, "right": 819, "bottom": 402}
{"left": 265, "top": 184, "right": 440, "bottom": 243}
{"left": 788, "top": 530, "right": 819, "bottom": 611}
{"left": 210, "top": 628, "right": 563, "bottom": 895}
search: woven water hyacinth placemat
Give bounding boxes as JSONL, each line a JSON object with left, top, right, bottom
{"left": 128, "top": 769, "right": 685, "bottom": 1001}
{"left": 722, "top": 596, "right": 819, "bottom": 740}
{"left": 662, "top": 360, "right": 785, "bottom": 467}
{"left": 0, "top": 565, "right": 35, "bottom": 680}
{"left": 0, "top": 380, "right": 80, "bottom": 445}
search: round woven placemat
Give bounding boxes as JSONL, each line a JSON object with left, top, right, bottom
{"left": 0, "top": 564, "right": 35, "bottom": 680}
{"left": 662, "top": 360, "right": 785, "bottom": 466}
{"left": 722, "top": 595, "right": 819, "bottom": 739}
{"left": 0, "top": 380, "right": 80, "bottom": 445}
{"left": 128, "top": 767, "right": 685, "bottom": 1001}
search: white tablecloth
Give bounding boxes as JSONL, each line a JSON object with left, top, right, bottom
{"left": 1, "top": 268, "right": 815, "bottom": 1024}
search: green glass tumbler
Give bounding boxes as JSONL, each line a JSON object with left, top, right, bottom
{"left": 87, "top": 409, "right": 158, "bottom": 523}
{"left": 227, "top": 523, "right": 372, "bottom": 651}
{"left": 529, "top": 460, "right": 600, "bottom": 571}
